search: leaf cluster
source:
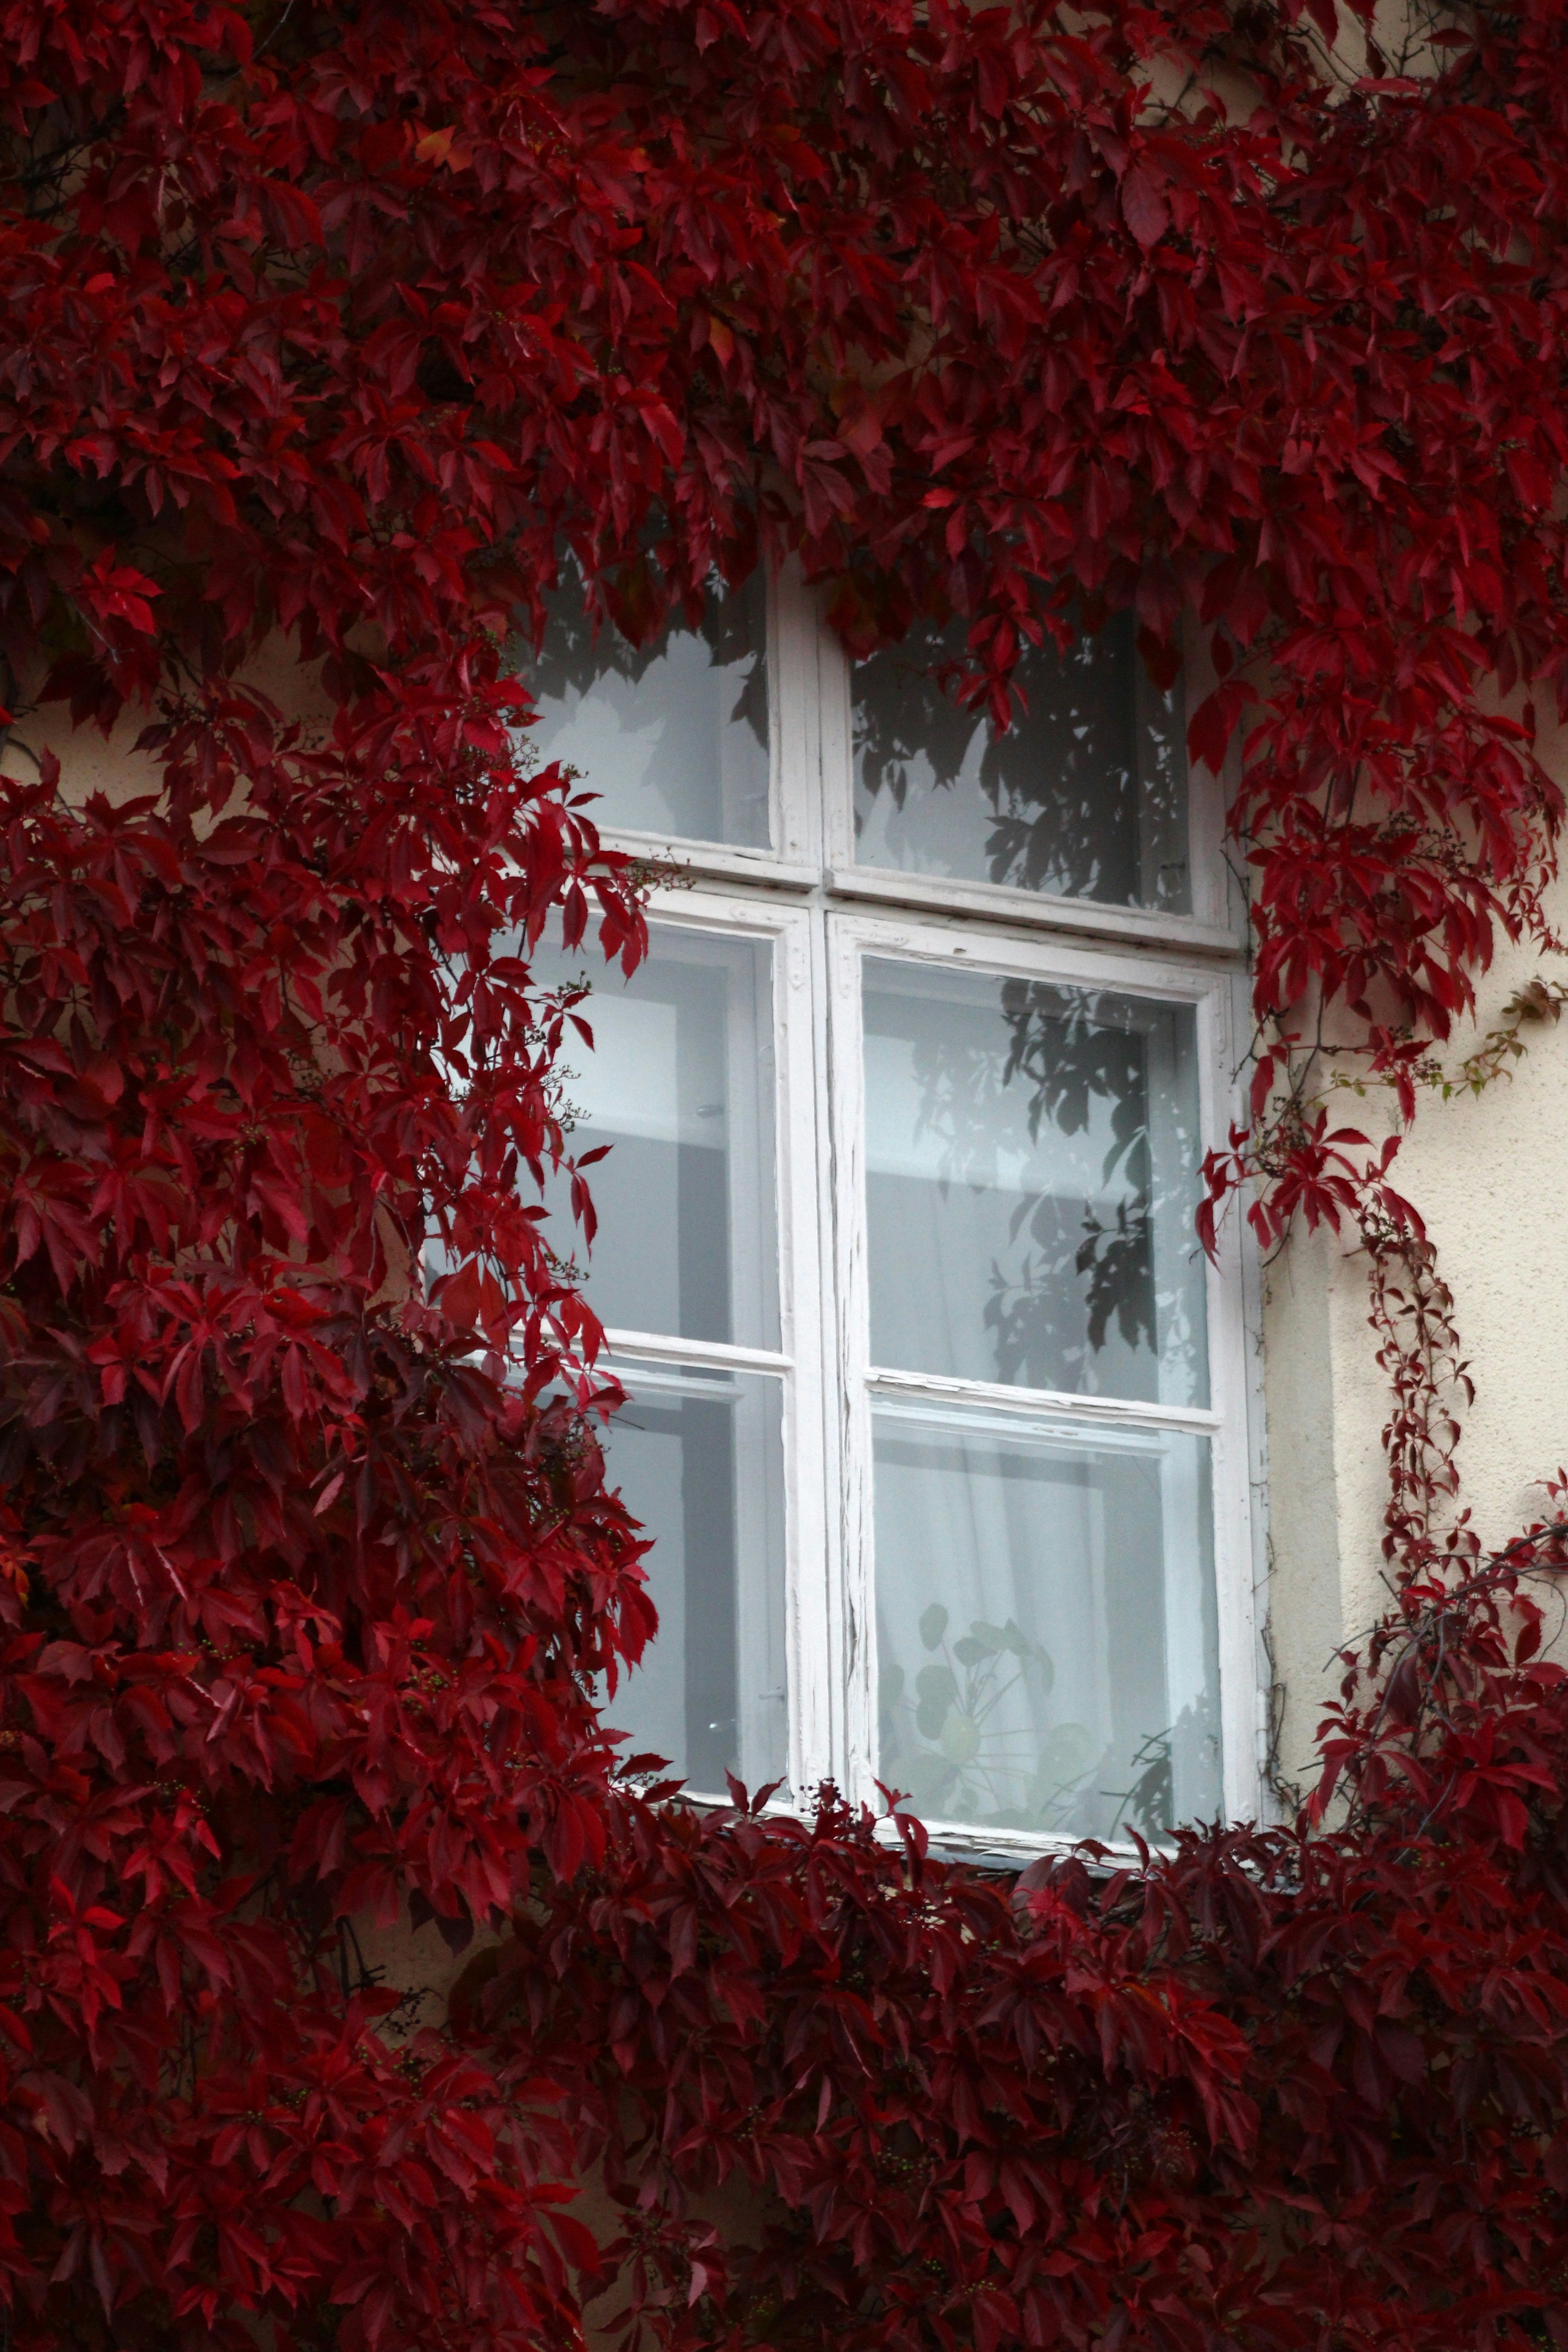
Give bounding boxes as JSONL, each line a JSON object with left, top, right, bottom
{"left": 0, "top": 0, "right": 1567, "bottom": 2341}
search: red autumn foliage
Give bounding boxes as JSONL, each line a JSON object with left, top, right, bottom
{"left": 482, "top": 1560, "right": 1568, "bottom": 2352}
{"left": 3, "top": 0, "right": 1568, "bottom": 2344}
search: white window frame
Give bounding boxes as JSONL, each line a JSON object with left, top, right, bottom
{"left": 578, "top": 563, "right": 1264, "bottom": 1857}
{"left": 823, "top": 911, "right": 1256, "bottom": 1854}
{"left": 595, "top": 888, "right": 834, "bottom": 1806}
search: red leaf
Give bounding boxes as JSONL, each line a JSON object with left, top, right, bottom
{"left": 1121, "top": 163, "right": 1170, "bottom": 250}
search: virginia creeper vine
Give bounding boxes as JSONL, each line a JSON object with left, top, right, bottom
{"left": 1, "top": 0, "right": 1568, "bottom": 2345}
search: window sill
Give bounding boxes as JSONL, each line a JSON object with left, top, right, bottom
{"left": 647, "top": 1787, "right": 1155, "bottom": 1880}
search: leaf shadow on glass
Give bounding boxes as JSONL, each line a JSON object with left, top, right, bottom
{"left": 1099, "top": 1681, "right": 1222, "bottom": 1844}
{"left": 1102, "top": 1725, "right": 1174, "bottom": 1843}
{"left": 987, "top": 982, "right": 1157, "bottom": 1391}
{"left": 514, "top": 562, "right": 768, "bottom": 845}
{"left": 879, "top": 1601, "right": 1096, "bottom": 1833}
{"left": 525, "top": 575, "right": 765, "bottom": 738}
{"left": 897, "top": 977, "right": 1203, "bottom": 1402}
{"left": 853, "top": 611, "right": 1188, "bottom": 912}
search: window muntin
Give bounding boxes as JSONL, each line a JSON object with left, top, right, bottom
{"left": 519, "top": 571, "right": 770, "bottom": 848}
{"left": 862, "top": 960, "right": 1208, "bottom": 1407}
{"left": 852, "top": 610, "right": 1188, "bottom": 911}
{"left": 524, "top": 567, "right": 1254, "bottom": 1855}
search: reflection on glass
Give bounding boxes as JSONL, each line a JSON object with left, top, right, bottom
{"left": 873, "top": 1400, "right": 1219, "bottom": 1842}
{"left": 862, "top": 961, "right": 1207, "bottom": 1406}
{"left": 601, "top": 1358, "right": 788, "bottom": 1799}
{"left": 853, "top": 611, "right": 1188, "bottom": 911}
{"left": 533, "top": 925, "right": 779, "bottom": 1351}
{"left": 517, "top": 569, "right": 769, "bottom": 846}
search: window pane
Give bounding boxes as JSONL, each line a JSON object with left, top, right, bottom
{"left": 601, "top": 1358, "right": 788, "bottom": 1801}
{"left": 873, "top": 1399, "right": 1220, "bottom": 1842}
{"left": 853, "top": 612, "right": 1187, "bottom": 911}
{"left": 862, "top": 960, "right": 1208, "bottom": 1407}
{"left": 519, "top": 570, "right": 769, "bottom": 847}
{"left": 534, "top": 926, "right": 780, "bottom": 1351}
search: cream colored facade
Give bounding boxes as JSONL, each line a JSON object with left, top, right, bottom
{"left": 1264, "top": 818, "right": 1568, "bottom": 1806}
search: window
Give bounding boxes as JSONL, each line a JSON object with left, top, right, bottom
{"left": 520, "top": 566, "right": 1260, "bottom": 1861}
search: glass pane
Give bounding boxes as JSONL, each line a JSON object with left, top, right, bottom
{"left": 862, "top": 960, "right": 1208, "bottom": 1407}
{"left": 601, "top": 1358, "right": 788, "bottom": 1801}
{"left": 873, "top": 1399, "right": 1220, "bottom": 1842}
{"left": 853, "top": 612, "right": 1187, "bottom": 911}
{"left": 518, "top": 569, "right": 769, "bottom": 847}
{"left": 534, "top": 924, "right": 780, "bottom": 1352}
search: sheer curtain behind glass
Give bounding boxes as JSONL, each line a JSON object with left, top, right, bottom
{"left": 530, "top": 923, "right": 787, "bottom": 1797}
{"left": 862, "top": 960, "right": 1220, "bottom": 1842}
{"left": 853, "top": 611, "right": 1188, "bottom": 911}
{"left": 517, "top": 569, "right": 770, "bottom": 848}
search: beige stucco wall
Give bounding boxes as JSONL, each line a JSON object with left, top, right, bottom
{"left": 1263, "top": 739, "right": 1568, "bottom": 1800}
{"left": 0, "top": 632, "right": 336, "bottom": 809}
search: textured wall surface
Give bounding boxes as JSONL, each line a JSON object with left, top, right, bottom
{"left": 1264, "top": 715, "right": 1568, "bottom": 1802}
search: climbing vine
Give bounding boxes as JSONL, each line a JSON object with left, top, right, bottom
{"left": 2, "top": 0, "right": 1568, "bottom": 2344}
